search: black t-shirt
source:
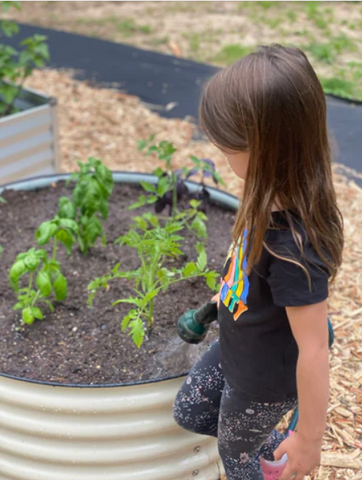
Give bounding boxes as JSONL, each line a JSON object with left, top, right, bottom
{"left": 218, "top": 210, "right": 330, "bottom": 402}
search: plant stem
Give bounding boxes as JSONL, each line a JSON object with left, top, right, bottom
{"left": 26, "top": 272, "right": 34, "bottom": 308}
{"left": 32, "top": 290, "right": 41, "bottom": 307}
{"left": 52, "top": 237, "right": 57, "bottom": 260}
{"left": 149, "top": 299, "right": 154, "bottom": 328}
{"left": 171, "top": 172, "right": 177, "bottom": 217}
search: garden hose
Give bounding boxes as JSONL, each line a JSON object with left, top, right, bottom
{"left": 177, "top": 300, "right": 219, "bottom": 344}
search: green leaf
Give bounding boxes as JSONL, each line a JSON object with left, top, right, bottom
{"left": 140, "top": 181, "right": 156, "bottom": 193}
{"left": 22, "top": 307, "right": 34, "bottom": 325}
{"left": 130, "top": 317, "right": 145, "bottom": 348}
{"left": 53, "top": 273, "right": 67, "bottom": 301}
{"left": 1, "top": 83, "right": 17, "bottom": 104}
{"left": 35, "top": 249, "right": 48, "bottom": 261}
{"left": 9, "top": 259, "right": 27, "bottom": 290}
{"left": 196, "top": 250, "right": 207, "bottom": 271}
{"left": 121, "top": 309, "right": 137, "bottom": 332}
{"left": 99, "top": 198, "right": 109, "bottom": 220}
{"left": 31, "top": 307, "right": 43, "bottom": 320}
{"left": 58, "top": 197, "right": 76, "bottom": 219}
{"left": 128, "top": 195, "right": 148, "bottom": 210}
{"left": 183, "top": 262, "right": 199, "bottom": 277}
{"left": 111, "top": 262, "right": 121, "bottom": 274}
{"left": 13, "top": 302, "right": 24, "bottom": 310}
{"left": 0, "top": 19, "right": 19, "bottom": 37}
{"left": 56, "top": 229, "right": 75, "bottom": 255}
{"left": 152, "top": 167, "right": 164, "bottom": 178}
{"left": 191, "top": 216, "right": 207, "bottom": 239}
{"left": 157, "top": 267, "right": 175, "bottom": 280}
{"left": 44, "top": 259, "right": 60, "bottom": 280}
{"left": 190, "top": 155, "right": 201, "bottom": 167}
{"left": 24, "top": 252, "right": 40, "bottom": 271}
{"left": 36, "top": 270, "right": 52, "bottom": 297}
{"left": 95, "top": 162, "right": 114, "bottom": 196}
{"left": 82, "top": 215, "right": 102, "bottom": 246}
{"left": 35, "top": 221, "right": 58, "bottom": 245}
{"left": 58, "top": 218, "right": 78, "bottom": 233}
{"left": 112, "top": 297, "right": 143, "bottom": 307}
{"left": 42, "top": 299, "right": 55, "bottom": 312}
{"left": 189, "top": 199, "right": 201, "bottom": 209}
{"left": 194, "top": 242, "right": 205, "bottom": 255}
{"left": 165, "top": 222, "right": 183, "bottom": 234}
{"left": 143, "top": 212, "right": 159, "bottom": 228}
{"left": 213, "top": 171, "right": 226, "bottom": 186}
{"left": 77, "top": 233, "right": 86, "bottom": 253}
{"left": 205, "top": 272, "right": 218, "bottom": 291}
{"left": 156, "top": 176, "right": 170, "bottom": 197}
{"left": 137, "top": 139, "right": 147, "bottom": 151}
{"left": 142, "top": 290, "right": 158, "bottom": 305}
{"left": 133, "top": 216, "right": 148, "bottom": 231}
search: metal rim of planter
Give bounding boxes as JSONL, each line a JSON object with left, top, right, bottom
{"left": 0, "top": 171, "right": 239, "bottom": 389}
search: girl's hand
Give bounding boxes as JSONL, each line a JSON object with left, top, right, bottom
{"left": 211, "top": 292, "right": 220, "bottom": 308}
{"left": 274, "top": 432, "right": 322, "bottom": 480}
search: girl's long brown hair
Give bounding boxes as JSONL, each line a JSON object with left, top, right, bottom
{"left": 200, "top": 44, "right": 343, "bottom": 283}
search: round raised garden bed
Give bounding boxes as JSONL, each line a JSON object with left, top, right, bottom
{"left": 0, "top": 172, "right": 239, "bottom": 480}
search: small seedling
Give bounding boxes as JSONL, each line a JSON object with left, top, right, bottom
{"left": 61, "top": 157, "right": 114, "bottom": 254}
{"left": 35, "top": 216, "right": 79, "bottom": 258}
{"left": 9, "top": 247, "right": 67, "bottom": 324}
{"left": 135, "top": 136, "right": 181, "bottom": 216}
{"left": 186, "top": 155, "right": 226, "bottom": 212}
{"left": 88, "top": 213, "right": 219, "bottom": 347}
{"left": 133, "top": 137, "right": 225, "bottom": 229}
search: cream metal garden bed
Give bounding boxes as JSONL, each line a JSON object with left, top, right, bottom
{"left": 0, "top": 172, "right": 239, "bottom": 480}
{"left": 0, "top": 86, "right": 60, "bottom": 186}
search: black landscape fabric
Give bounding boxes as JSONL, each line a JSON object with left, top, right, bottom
{"left": 4, "top": 24, "right": 362, "bottom": 177}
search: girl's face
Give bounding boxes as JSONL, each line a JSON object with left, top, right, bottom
{"left": 221, "top": 150, "right": 250, "bottom": 180}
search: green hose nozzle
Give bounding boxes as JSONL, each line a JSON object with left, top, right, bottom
{"left": 177, "top": 301, "right": 219, "bottom": 344}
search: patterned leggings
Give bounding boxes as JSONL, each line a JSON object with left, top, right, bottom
{"left": 173, "top": 339, "right": 297, "bottom": 480}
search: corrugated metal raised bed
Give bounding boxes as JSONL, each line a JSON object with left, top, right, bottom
{"left": 0, "top": 374, "right": 222, "bottom": 480}
{"left": 0, "top": 86, "right": 60, "bottom": 186}
{"left": 0, "top": 172, "right": 239, "bottom": 480}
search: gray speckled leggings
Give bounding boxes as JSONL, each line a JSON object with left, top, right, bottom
{"left": 173, "top": 339, "right": 297, "bottom": 480}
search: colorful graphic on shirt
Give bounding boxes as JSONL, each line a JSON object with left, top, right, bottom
{"left": 220, "top": 230, "right": 250, "bottom": 321}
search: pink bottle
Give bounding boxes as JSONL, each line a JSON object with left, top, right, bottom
{"left": 260, "top": 453, "right": 288, "bottom": 480}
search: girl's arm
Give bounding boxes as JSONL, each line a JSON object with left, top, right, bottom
{"left": 275, "top": 299, "right": 330, "bottom": 480}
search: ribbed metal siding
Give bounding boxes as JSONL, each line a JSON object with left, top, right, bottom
{"left": 0, "top": 375, "right": 222, "bottom": 480}
{"left": 0, "top": 90, "right": 60, "bottom": 186}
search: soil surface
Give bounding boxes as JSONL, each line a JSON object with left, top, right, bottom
{"left": 0, "top": 181, "right": 234, "bottom": 385}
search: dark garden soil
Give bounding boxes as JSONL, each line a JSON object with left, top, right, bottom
{"left": 0, "top": 181, "right": 235, "bottom": 385}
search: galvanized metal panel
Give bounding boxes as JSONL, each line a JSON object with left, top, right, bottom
{"left": 0, "top": 106, "right": 51, "bottom": 144}
{"left": 0, "top": 149, "right": 54, "bottom": 185}
{"left": 0, "top": 375, "right": 222, "bottom": 480}
{"left": 0, "top": 89, "right": 59, "bottom": 186}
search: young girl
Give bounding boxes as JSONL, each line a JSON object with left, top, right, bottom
{"left": 173, "top": 44, "right": 343, "bottom": 480}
